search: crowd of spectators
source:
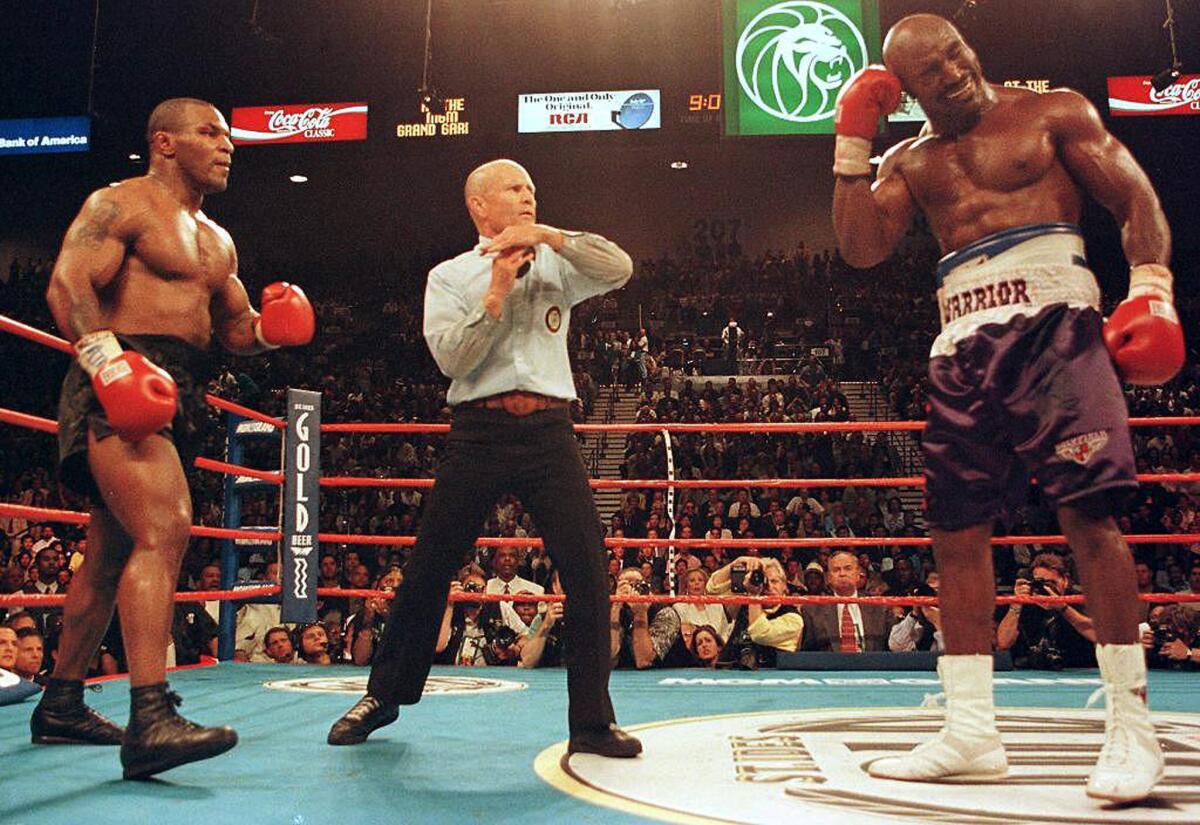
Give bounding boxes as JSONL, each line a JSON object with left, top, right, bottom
{"left": 2, "top": 237, "right": 1199, "bottom": 683}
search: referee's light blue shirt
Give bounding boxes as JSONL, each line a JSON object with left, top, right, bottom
{"left": 424, "top": 231, "right": 632, "bottom": 406}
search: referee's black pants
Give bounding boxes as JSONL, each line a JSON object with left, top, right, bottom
{"left": 366, "top": 406, "right": 615, "bottom": 734}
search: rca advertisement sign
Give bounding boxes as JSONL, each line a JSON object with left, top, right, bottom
{"left": 230, "top": 102, "right": 368, "bottom": 145}
{"left": 723, "top": 0, "right": 882, "bottom": 135}
{"left": 1108, "top": 75, "right": 1200, "bottom": 116}
{"left": 517, "top": 90, "right": 660, "bottom": 133}
{"left": 0, "top": 116, "right": 90, "bottom": 155}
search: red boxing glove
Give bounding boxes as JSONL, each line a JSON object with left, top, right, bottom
{"left": 1103, "top": 264, "right": 1185, "bottom": 386}
{"left": 836, "top": 66, "right": 903, "bottom": 138}
{"left": 833, "top": 66, "right": 902, "bottom": 177}
{"left": 75, "top": 331, "right": 177, "bottom": 442}
{"left": 255, "top": 282, "right": 315, "bottom": 348}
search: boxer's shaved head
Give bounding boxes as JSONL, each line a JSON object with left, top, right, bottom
{"left": 146, "top": 97, "right": 218, "bottom": 147}
{"left": 882, "top": 14, "right": 964, "bottom": 72}
{"left": 882, "top": 13, "right": 991, "bottom": 134}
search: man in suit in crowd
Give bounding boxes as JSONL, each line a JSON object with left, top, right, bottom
{"left": 801, "top": 551, "right": 895, "bottom": 651}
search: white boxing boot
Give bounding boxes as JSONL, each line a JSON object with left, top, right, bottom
{"left": 868, "top": 654, "right": 1007, "bottom": 781}
{"left": 1086, "top": 643, "right": 1164, "bottom": 803}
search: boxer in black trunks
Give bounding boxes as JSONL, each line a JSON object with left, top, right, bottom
{"left": 31, "top": 97, "right": 315, "bottom": 780}
{"left": 826, "top": 14, "right": 1183, "bottom": 804}
{"left": 58, "top": 334, "right": 213, "bottom": 500}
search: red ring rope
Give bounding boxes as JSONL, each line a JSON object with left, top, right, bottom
{"left": 4, "top": 586, "right": 1195, "bottom": 610}
{"left": 0, "top": 314, "right": 283, "bottom": 427}
{"left": 316, "top": 473, "right": 1200, "bottom": 490}
{"left": 4, "top": 404, "right": 1192, "bottom": 493}
{"left": 1, "top": 312, "right": 1194, "bottom": 436}
{"left": 2, "top": 502, "right": 1195, "bottom": 550}
{"left": 319, "top": 417, "right": 1200, "bottom": 434}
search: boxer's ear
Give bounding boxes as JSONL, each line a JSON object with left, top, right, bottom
{"left": 150, "top": 130, "right": 176, "bottom": 158}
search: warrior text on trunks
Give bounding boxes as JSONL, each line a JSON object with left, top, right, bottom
{"left": 939, "top": 277, "right": 1030, "bottom": 325}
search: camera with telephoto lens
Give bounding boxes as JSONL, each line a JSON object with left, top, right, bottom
{"left": 730, "top": 562, "right": 748, "bottom": 594}
{"left": 1026, "top": 636, "right": 1065, "bottom": 671}
{"left": 1151, "top": 618, "right": 1178, "bottom": 651}
{"left": 735, "top": 645, "right": 760, "bottom": 670}
{"left": 716, "top": 626, "right": 761, "bottom": 671}
{"left": 747, "top": 568, "right": 765, "bottom": 590}
{"left": 906, "top": 582, "right": 935, "bottom": 616}
{"left": 463, "top": 582, "right": 484, "bottom": 594}
{"left": 632, "top": 580, "right": 651, "bottom": 596}
{"left": 1030, "top": 578, "right": 1059, "bottom": 597}
{"left": 485, "top": 617, "right": 518, "bottom": 651}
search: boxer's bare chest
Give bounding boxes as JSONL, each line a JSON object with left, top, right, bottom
{"left": 907, "top": 118, "right": 1060, "bottom": 207}
{"left": 900, "top": 102, "right": 1081, "bottom": 247}
{"left": 128, "top": 208, "right": 233, "bottom": 293}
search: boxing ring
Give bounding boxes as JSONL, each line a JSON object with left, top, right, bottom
{"left": 2, "top": 312, "right": 1200, "bottom": 824}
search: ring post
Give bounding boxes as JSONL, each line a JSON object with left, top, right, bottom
{"left": 219, "top": 412, "right": 245, "bottom": 660}
{"left": 281, "top": 388, "right": 321, "bottom": 623}
{"left": 219, "top": 413, "right": 286, "bottom": 658}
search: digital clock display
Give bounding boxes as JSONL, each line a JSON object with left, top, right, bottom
{"left": 687, "top": 93, "right": 723, "bottom": 112}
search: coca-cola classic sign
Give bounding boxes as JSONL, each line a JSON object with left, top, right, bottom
{"left": 230, "top": 102, "right": 368, "bottom": 145}
{"left": 1107, "top": 75, "right": 1200, "bottom": 117}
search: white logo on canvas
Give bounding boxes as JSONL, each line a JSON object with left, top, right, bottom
{"left": 736, "top": 1, "right": 868, "bottom": 123}
{"left": 261, "top": 675, "right": 526, "bottom": 695}
{"left": 1055, "top": 430, "right": 1109, "bottom": 465}
{"left": 549, "top": 708, "right": 1200, "bottom": 824}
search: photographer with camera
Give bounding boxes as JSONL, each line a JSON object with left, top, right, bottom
{"left": 610, "top": 567, "right": 680, "bottom": 669}
{"left": 345, "top": 566, "right": 404, "bottom": 666}
{"left": 1141, "top": 604, "right": 1200, "bottom": 669}
{"left": 521, "top": 572, "right": 567, "bottom": 668}
{"left": 708, "top": 556, "right": 802, "bottom": 669}
{"left": 888, "top": 572, "right": 944, "bottom": 653}
{"left": 997, "top": 553, "right": 1096, "bottom": 669}
{"left": 434, "top": 566, "right": 525, "bottom": 667}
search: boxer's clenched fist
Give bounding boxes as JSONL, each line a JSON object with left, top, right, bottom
{"left": 833, "top": 66, "right": 902, "bottom": 177}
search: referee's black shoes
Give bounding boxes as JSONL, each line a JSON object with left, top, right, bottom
{"left": 568, "top": 724, "right": 643, "bottom": 758}
{"left": 327, "top": 694, "right": 400, "bottom": 745}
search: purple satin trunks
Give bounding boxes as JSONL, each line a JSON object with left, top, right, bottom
{"left": 922, "top": 303, "right": 1137, "bottom": 531}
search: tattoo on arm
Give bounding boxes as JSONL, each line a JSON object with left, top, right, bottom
{"left": 71, "top": 199, "right": 121, "bottom": 250}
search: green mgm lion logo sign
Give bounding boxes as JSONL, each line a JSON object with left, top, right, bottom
{"left": 724, "top": 0, "right": 881, "bottom": 135}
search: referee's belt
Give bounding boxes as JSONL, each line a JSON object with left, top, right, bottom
{"left": 461, "top": 391, "right": 571, "bottom": 416}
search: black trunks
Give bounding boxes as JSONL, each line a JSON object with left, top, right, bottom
{"left": 57, "top": 334, "right": 214, "bottom": 500}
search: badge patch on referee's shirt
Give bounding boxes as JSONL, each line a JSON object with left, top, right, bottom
{"left": 1054, "top": 430, "right": 1108, "bottom": 465}
{"left": 545, "top": 306, "right": 562, "bottom": 333}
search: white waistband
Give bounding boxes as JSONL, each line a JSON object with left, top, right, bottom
{"left": 937, "top": 225, "right": 1086, "bottom": 284}
{"left": 931, "top": 264, "right": 1100, "bottom": 358}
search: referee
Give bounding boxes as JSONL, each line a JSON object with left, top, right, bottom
{"left": 327, "top": 159, "right": 641, "bottom": 758}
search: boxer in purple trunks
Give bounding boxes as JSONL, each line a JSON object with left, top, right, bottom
{"left": 826, "top": 14, "right": 1185, "bottom": 804}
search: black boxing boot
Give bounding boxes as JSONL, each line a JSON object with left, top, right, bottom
{"left": 30, "top": 677, "right": 124, "bottom": 745}
{"left": 120, "top": 683, "right": 238, "bottom": 780}
{"left": 327, "top": 694, "right": 400, "bottom": 745}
